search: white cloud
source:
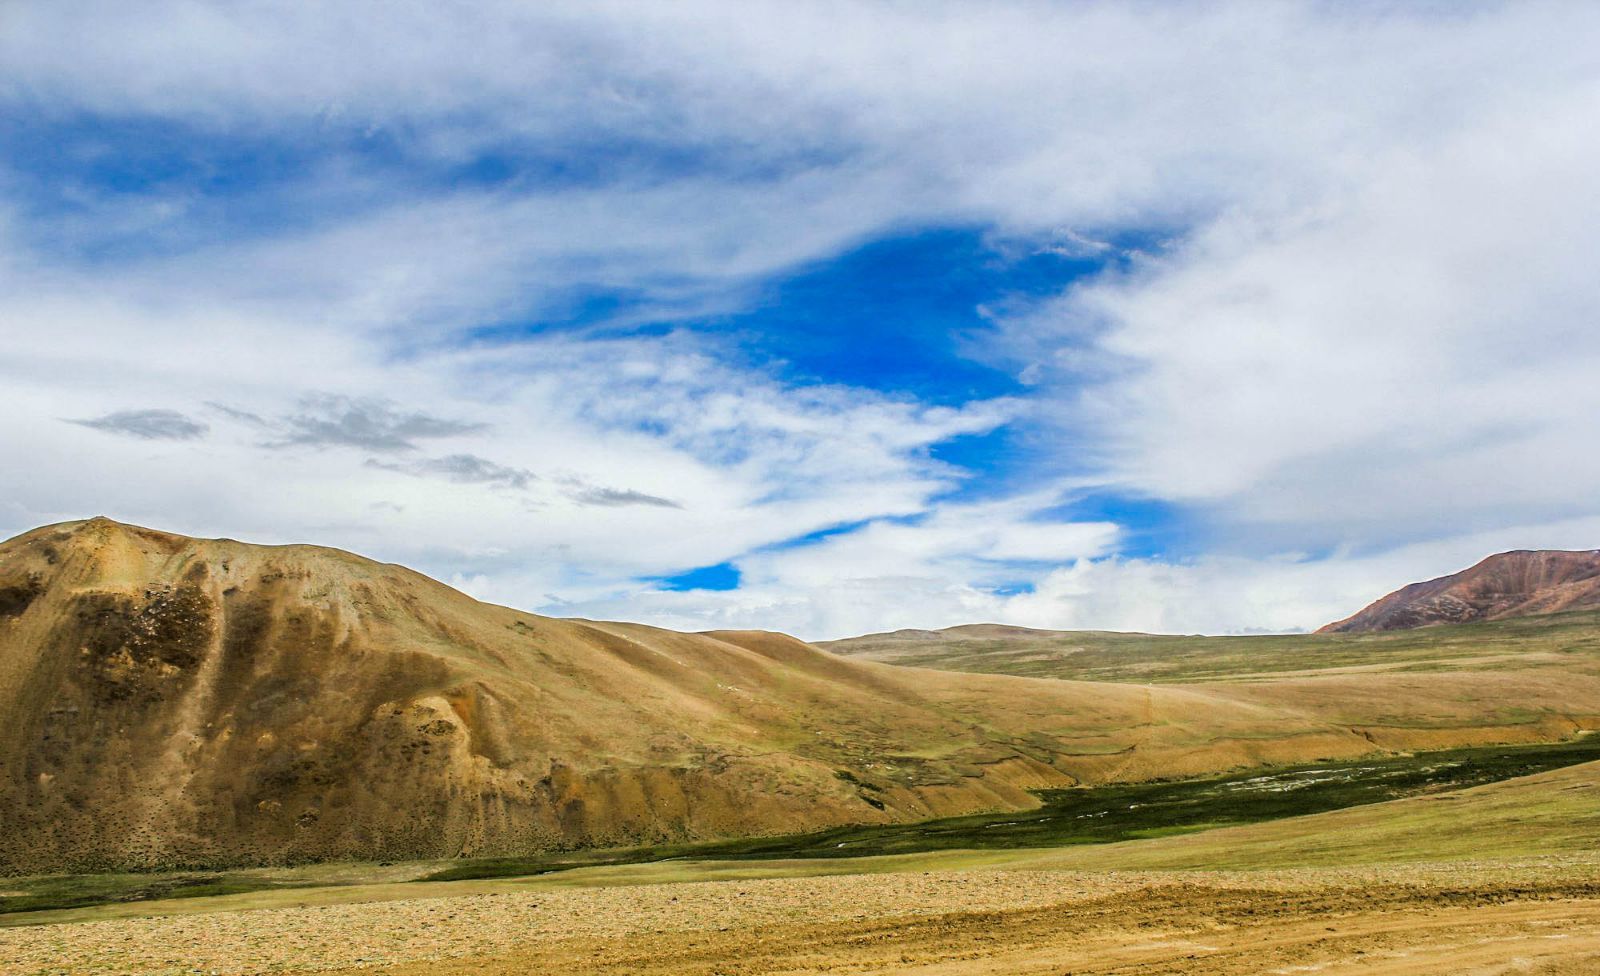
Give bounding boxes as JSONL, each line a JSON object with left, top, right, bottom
{"left": 1037, "top": 82, "right": 1600, "bottom": 549}
{"left": 0, "top": 306, "right": 1014, "bottom": 596}
{"left": 2, "top": 2, "right": 1598, "bottom": 636}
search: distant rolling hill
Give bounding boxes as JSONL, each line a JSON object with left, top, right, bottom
{"left": 1319, "top": 549, "right": 1600, "bottom": 633}
{"left": 2, "top": 520, "right": 1598, "bottom": 876}
{"left": 820, "top": 612, "right": 1600, "bottom": 683}
{"left": 824, "top": 550, "right": 1600, "bottom": 679}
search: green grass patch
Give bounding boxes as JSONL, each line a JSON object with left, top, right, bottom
{"left": 424, "top": 735, "right": 1600, "bottom": 882}
{"left": 0, "top": 873, "right": 287, "bottom": 916}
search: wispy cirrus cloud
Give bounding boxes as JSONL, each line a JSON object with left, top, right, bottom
{"left": 68, "top": 409, "right": 208, "bottom": 441}
{"left": 367, "top": 453, "right": 536, "bottom": 490}
{"left": 277, "top": 396, "right": 485, "bottom": 452}
{"left": 570, "top": 486, "right": 681, "bottom": 509}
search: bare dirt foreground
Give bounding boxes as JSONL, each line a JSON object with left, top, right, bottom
{"left": 6, "top": 858, "right": 1600, "bottom": 976}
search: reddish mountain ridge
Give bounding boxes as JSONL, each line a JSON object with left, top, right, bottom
{"left": 1320, "top": 550, "right": 1600, "bottom": 633}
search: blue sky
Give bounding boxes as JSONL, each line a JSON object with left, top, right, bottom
{"left": 3, "top": 2, "right": 1600, "bottom": 639}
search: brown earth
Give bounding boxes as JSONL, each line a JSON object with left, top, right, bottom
{"left": 1321, "top": 549, "right": 1600, "bottom": 633}
{"left": 4, "top": 859, "right": 1599, "bottom": 975}
{"left": 3, "top": 518, "right": 1599, "bottom": 876}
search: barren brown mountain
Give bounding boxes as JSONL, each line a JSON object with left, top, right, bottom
{"left": 2, "top": 519, "right": 1597, "bottom": 876}
{"left": 1319, "top": 549, "right": 1600, "bottom": 633}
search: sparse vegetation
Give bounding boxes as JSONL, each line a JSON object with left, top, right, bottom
{"left": 0, "top": 874, "right": 284, "bottom": 916}
{"left": 9, "top": 738, "right": 1595, "bottom": 920}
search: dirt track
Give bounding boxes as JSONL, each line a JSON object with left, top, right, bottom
{"left": 6, "top": 859, "right": 1600, "bottom": 975}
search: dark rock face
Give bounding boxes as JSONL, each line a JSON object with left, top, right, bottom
{"left": 0, "top": 574, "right": 43, "bottom": 619}
{"left": 1320, "top": 550, "right": 1600, "bottom": 633}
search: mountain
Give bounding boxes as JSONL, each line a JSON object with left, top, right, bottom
{"left": 0, "top": 518, "right": 1353, "bottom": 875}
{"left": 2, "top": 520, "right": 1595, "bottom": 876}
{"left": 1319, "top": 550, "right": 1600, "bottom": 633}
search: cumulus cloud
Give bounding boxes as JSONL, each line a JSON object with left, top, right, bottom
{"left": 68, "top": 409, "right": 208, "bottom": 441}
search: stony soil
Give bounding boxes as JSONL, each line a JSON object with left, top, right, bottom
{"left": 6, "top": 857, "right": 1600, "bottom": 975}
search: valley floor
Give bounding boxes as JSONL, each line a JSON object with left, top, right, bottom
{"left": 8, "top": 757, "right": 1600, "bottom": 975}
{"left": 5, "top": 856, "right": 1600, "bottom": 975}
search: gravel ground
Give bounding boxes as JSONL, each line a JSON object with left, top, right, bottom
{"left": 5, "top": 857, "right": 1600, "bottom": 976}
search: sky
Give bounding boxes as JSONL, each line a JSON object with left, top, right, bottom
{"left": 2, "top": 1, "right": 1599, "bottom": 640}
